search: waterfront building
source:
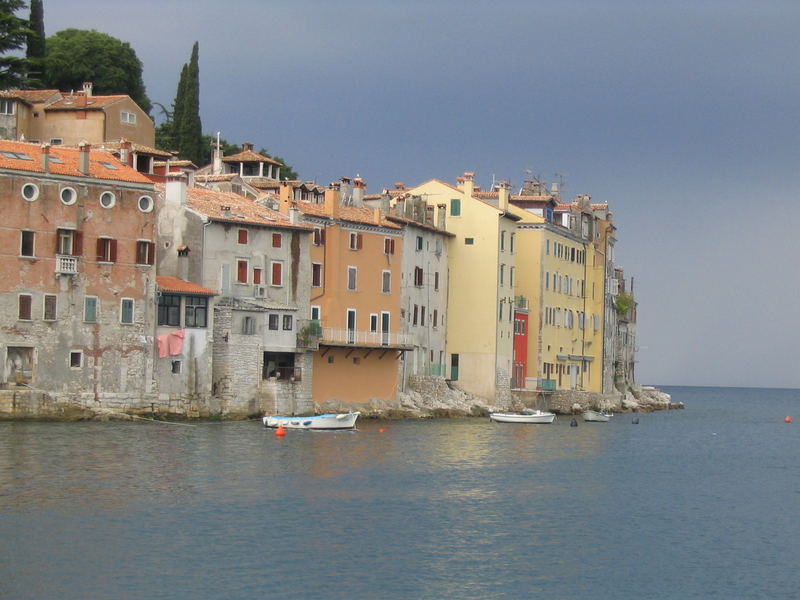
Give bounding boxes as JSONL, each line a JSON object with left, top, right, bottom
{"left": 157, "top": 179, "right": 314, "bottom": 415}
{"left": 0, "top": 83, "right": 155, "bottom": 148}
{"left": 401, "top": 173, "right": 519, "bottom": 403}
{"left": 0, "top": 140, "right": 159, "bottom": 408}
{"left": 279, "top": 181, "right": 411, "bottom": 407}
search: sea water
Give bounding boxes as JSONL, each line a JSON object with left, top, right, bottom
{"left": 1, "top": 386, "right": 798, "bottom": 599}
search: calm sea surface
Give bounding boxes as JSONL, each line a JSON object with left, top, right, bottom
{"left": 2, "top": 386, "right": 799, "bottom": 599}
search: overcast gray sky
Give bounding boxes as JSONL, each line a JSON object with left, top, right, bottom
{"left": 44, "top": 0, "right": 799, "bottom": 388}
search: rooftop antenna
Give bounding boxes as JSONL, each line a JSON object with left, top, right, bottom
{"left": 555, "top": 172, "right": 567, "bottom": 191}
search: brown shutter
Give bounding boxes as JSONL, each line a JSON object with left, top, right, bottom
{"left": 147, "top": 242, "right": 155, "bottom": 265}
{"left": 96, "top": 238, "right": 104, "bottom": 261}
{"left": 73, "top": 231, "right": 83, "bottom": 256}
{"left": 110, "top": 239, "right": 118, "bottom": 263}
{"left": 357, "top": 233, "right": 363, "bottom": 249}
{"left": 320, "top": 228, "right": 326, "bottom": 245}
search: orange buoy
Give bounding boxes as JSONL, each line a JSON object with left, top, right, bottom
{"left": 275, "top": 425, "right": 286, "bottom": 437}
{"left": 378, "top": 428, "right": 385, "bottom": 433}
{"left": 785, "top": 416, "right": 792, "bottom": 423}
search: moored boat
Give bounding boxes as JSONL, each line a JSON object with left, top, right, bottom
{"left": 262, "top": 411, "right": 360, "bottom": 430}
{"left": 489, "top": 409, "right": 555, "bottom": 424}
{"left": 583, "top": 409, "right": 612, "bottom": 422}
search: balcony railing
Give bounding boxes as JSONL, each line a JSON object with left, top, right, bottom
{"left": 515, "top": 295, "right": 529, "bottom": 310}
{"left": 55, "top": 255, "right": 79, "bottom": 275}
{"left": 321, "top": 327, "right": 412, "bottom": 348}
{"left": 539, "top": 379, "right": 557, "bottom": 391}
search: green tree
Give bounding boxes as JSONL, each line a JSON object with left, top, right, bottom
{"left": 176, "top": 42, "right": 201, "bottom": 164}
{"left": 43, "top": 29, "right": 151, "bottom": 113}
{"left": 0, "top": 0, "right": 31, "bottom": 88}
{"left": 25, "top": 0, "right": 44, "bottom": 86}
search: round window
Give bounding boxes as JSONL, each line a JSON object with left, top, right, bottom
{"left": 60, "top": 187, "right": 77, "bottom": 205}
{"left": 21, "top": 183, "right": 39, "bottom": 201}
{"left": 99, "top": 191, "right": 116, "bottom": 209}
{"left": 138, "top": 195, "right": 154, "bottom": 213}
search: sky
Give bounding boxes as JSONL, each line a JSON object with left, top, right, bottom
{"left": 41, "top": 0, "right": 799, "bottom": 388}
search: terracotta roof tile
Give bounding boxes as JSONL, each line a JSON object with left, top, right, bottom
{"left": 295, "top": 201, "right": 402, "bottom": 229}
{"left": 222, "top": 148, "right": 282, "bottom": 165}
{"left": 185, "top": 187, "right": 313, "bottom": 231}
{"left": 0, "top": 140, "right": 153, "bottom": 184}
{"left": 98, "top": 140, "right": 172, "bottom": 158}
{"left": 0, "top": 89, "right": 61, "bottom": 103}
{"left": 156, "top": 276, "right": 216, "bottom": 296}
{"left": 46, "top": 94, "right": 128, "bottom": 110}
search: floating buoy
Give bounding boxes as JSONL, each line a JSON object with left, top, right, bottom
{"left": 378, "top": 428, "right": 385, "bottom": 433}
{"left": 785, "top": 416, "right": 792, "bottom": 424}
{"left": 570, "top": 418, "right": 578, "bottom": 427}
{"left": 632, "top": 417, "right": 640, "bottom": 424}
{"left": 275, "top": 425, "right": 286, "bottom": 437}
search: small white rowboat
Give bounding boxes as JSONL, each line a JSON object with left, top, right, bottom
{"left": 583, "top": 409, "right": 612, "bottom": 422}
{"left": 489, "top": 410, "right": 556, "bottom": 424}
{"left": 262, "top": 411, "right": 360, "bottom": 430}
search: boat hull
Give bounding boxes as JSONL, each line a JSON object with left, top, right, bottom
{"left": 490, "top": 411, "right": 555, "bottom": 424}
{"left": 263, "top": 412, "right": 360, "bottom": 430}
{"left": 583, "top": 410, "right": 611, "bottom": 422}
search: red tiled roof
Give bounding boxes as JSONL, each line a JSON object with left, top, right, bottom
{"left": 0, "top": 89, "right": 61, "bottom": 103}
{"left": 46, "top": 94, "right": 128, "bottom": 111}
{"left": 156, "top": 276, "right": 217, "bottom": 296}
{"left": 98, "top": 140, "right": 172, "bottom": 158}
{"left": 222, "top": 149, "right": 282, "bottom": 165}
{"left": 185, "top": 187, "right": 314, "bottom": 231}
{"left": 0, "top": 140, "right": 153, "bottom": 184}
{"left": 295, "top": 201, "right": 402, "bottom": 229}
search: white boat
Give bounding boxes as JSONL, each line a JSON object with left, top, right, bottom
{"left": 262, "top": 411, "right": 360, "bottom": 430}
{"left": 489, "top": 409, "right": 556, "bottom": 424}
{"left": 583, "top": 409, "right": 612, "bottom": 422}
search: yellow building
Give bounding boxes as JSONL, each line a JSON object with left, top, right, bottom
{"left": 406, "top": 173, "right": 519, "bottom": 402}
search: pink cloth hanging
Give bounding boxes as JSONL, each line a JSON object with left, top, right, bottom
{"left": 156, "top": 334, "right": 170, "bottom": 358}
{"left": 168, "top": 329, "right": 185, "bottom": 356}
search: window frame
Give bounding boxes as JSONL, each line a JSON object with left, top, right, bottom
{"left": 270, "top": 261, "right": 283, "bottom": 287}
{"left": 157, "top": 293, "right": 181, "bottom": 327}
{"left": 43, "top": 294, "right": 57, "bottom": 321}
{"left": 347, "top": 266, "right": 357, "bottom": 291}
{"left": 381, "top": 270, "right": 391, "bottom": 294}
{"left": 18, "top": 294, "right": 32, "bottom": 321}
{"left": 20, "top": 230, "right": 35, "bottom": 257}
{"left": 185, "top": 296, "right": 208, "bottom": 328}
{"left": 84, "top": 296, "right": 98, "bottom": 323}
{"left": 120, "top": 298, "right": 134, "bottom": 324}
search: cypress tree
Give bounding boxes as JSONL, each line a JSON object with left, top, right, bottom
{"left": 170, "top": 63, "right": 188, "bottom": 151}
{"left": 178, "top": 42, "right": 202, "bottom": 165}
{"left": 26, "top": 0, "right": 45, "bottom": 86}
{"left": 0, "top": 0, "right": 30, "bottom": 88}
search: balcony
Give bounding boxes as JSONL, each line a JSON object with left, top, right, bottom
{"left": 55, "top": 255, "right": 79, "bottom": 275}
{"left": 321, "top": 328, "right": 413, "bottom": 349}
{"left": 539, "top": 379, "right": 557, "bottom": 391}
{"left": 515, "top": 295, "right": 529, "bottom": 310}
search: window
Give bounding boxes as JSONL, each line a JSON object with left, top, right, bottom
{"left": 464, "top": 238, "right": 474, "bottom": 245}
{"left": 99, "top": 191, "right": 116, "bottom": 209}
{"left": 420, "top": 306, "right": 426, "bottom": 327}
{"left": 282, "top": 315, "right": 293, "bottom": 330}
{"left": 313, "top": 227, "right": 324, "bottom": 246}
{"left": 138, "top": 195, "right": 154, "bottom": 213}
{"left": 272, "top": 233, "right": 282, "bottom": 248}
{"left": 96, "top": 238, "right": 117, "bottom": 263}
{"left": 185, "top": 296, "right": 208, "bottom": 328}
{"left": 238, "top": 229, "right": 248, "bottom": 244}
{"left": 434, "top": 272, "right": 439, "bottom": 291}
{"left": 433, "top": 309, "right": 438, "bottom": 328}
{"left": 382, "top": 270, "right": 391, "bottom": 293}
{"left": 413, "top": 304, "right": 418, "bottom": 326}
{"left": 50, "top": 138, "right": 62, "bottom": 145}
{"left": 120, "top": 298, "right": 134, "bottom": 324}
{"left": 347, "top": 266, "right": 357, "bottom": 290}
{"left": 136, "top": 240, "right": 155, "bottom": 265}
{"left": 253, "top": 268, "right": 262, "bottom": 285}
{"left": 384, "top": 238, "right": 395, "bottom": 255}
{"left": 44, "top": 294, "right": 57, "bottom": 321}
{"left": 510, "top": 233, "right": 515, "bottom": 253}
{"left": 60, "top": 187, "right": 77, "bottom": 206}
{"left": 242, "top": 316, "right": 255, "bottom": 335}
{"left": 370, "top": 314, "right": 378, "bottom": 333}
{"left": 416, "top": 235, "right": 423, "bottom": 251}
{"left": 450, "top": 199, "right": 461, "bottom": 216}
{"left": 311, "top": 306, "right": 321, "bottom": 321}
{"left": 499, "top": 264, "right": 505, "bottom": 285}
{"left": 120, "top": 110, "right": 136, "bottom": 124}
{"left": 18, "top": 294, "right": 32, "bottom": 320}
{"left": 510, "top": 267, "right": 515, "bottom": 287}
{"left": 349, "top": 232, "right": 363, "bottom": 250}
{"left": 414, "top": 267, "right": 424, "bottom": 287}
{"left": 158, "top": 294, "right": 181, "bottom": 326}
{"left": 500, "top": 231, "right": 506, "bottom": 251}
{"left": 171, "top": 360, "right": 182, "bottom": 374}
{"left": 21, "top": 183, "right": 38, "bottom": 201}
{"left": 20, "top": 230, "right": 34, "bottom": 257}
{"left": 84, "top": 297, "right": 97, "bottom": 323}
{"left": 312, "top": 263, "right": 322, "bottom": 287}
{"left": 70, "top": 351, "right": 82, "bottom": 368}
{"left": 0, "top": 99, "right": 14, "bottom": 115}
{"left": 237, "top": 259, "right": 249, "bottom": 283}
{"left": 268, "top": 314, "right": 279, "bottom": 330}
{"left": 271, "top": 261, "right": 283, "bottom": 286}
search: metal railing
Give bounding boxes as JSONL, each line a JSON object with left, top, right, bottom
{"left": 321, "top": 327, "right": 412, "bottom": 347}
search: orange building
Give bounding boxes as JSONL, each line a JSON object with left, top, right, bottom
{"left": 280, "top": 183, "right": 412, "bottom": 407}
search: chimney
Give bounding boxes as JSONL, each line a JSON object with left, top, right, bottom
{"left": 40, "top": 143, "right": 50, "bottom": 173}
{"left": 339, "top": 177, "right": 352, "bottom": 205}
{"left": 352, "top": 177, "right": 366, "bottom": 206}
{"left": 242, "top": 142, "right": 254, "bottom": 152}
{"left": 394, "top": 182, "right": 405, "bottom": 191}
{"left": 395, "top": 196, "right": 405, "bottom": 217}
{"left": 462, "top": 172, "right": 475, "bottom": 196}
{"left": 289, "top": 203, "right": 300, "bottom": 225}
{"left": 373, "top": 208, "right": 381, "bottom": 224}
{"left": 437, "top": 203, "right": 447, "bottom": 230}
{"left": 119, "top": 138, "right": 132, "bottom": 166}
{"left": 166, "top": 174, "right": 188, "bottom": 206}
{"left": 278, "top": 181, "right": 292, "bottom": 215}
{"left": 498, "top": 181, "right": 510, "bottom": 212}
{"left": 380, "top": 191, "right": 391, "bottom": 214}
{"left": 82, "top": 82, "right": 93, "bottom": 97}
{"left": 78, "top": 142, "right": 90, "bottom": 175}
{"left": 425, "top": 205, "right": 435, "bottom": 225}
{"left": 324, "top": 185, "right": 339, "bottom": 218}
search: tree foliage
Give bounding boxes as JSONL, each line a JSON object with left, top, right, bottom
{"left": 176, "top": 42, "right": 202, "bottom": 164}
{"left": 43, "top": 29, "right": 151, "bottom": 113}
{"left": 0, "top": 0, "right": 31, "bottom": 88}
{"left": 615, "top": 291, "right": 634, "bottom": 316}
{"left": 25, "top": 0, "right": 44, "bottom": 85}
